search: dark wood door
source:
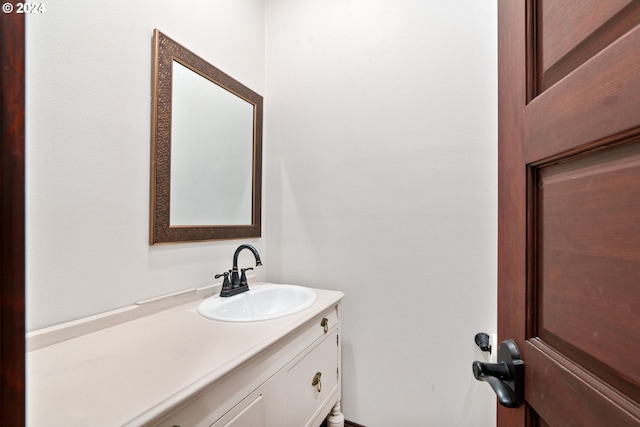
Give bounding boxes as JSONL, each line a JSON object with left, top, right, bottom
{"left": 1, "top": 10, "right": 26, "bottom": 427}
{"left": 498, "top": 1, "right": 640, "bottom": 426}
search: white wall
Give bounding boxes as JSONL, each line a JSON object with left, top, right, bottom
{"left": 26, "top": 0, "right": 266, "bottom": 330}
{"left": 27, "top": 0, "right": 498, "bottom": 424}
{"left": 265, "top": 1, "right": 497, "bottom": 425}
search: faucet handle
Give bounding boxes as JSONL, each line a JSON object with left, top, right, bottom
{"left": 215, "top": 271, "right": 232, "bottom": 293}
{"left": 240, "top": 268, "right": 253, "bottom": 287}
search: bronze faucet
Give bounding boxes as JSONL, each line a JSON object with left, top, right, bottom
{"left": 216, "top": 244, "right": 262, "bottom": 297}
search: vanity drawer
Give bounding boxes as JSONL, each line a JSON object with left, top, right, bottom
{"left": 310, "top": 306, "right": 338, "bottom": 341}
{"left": 285, "top": 329, "right": 339, "bottom": 427}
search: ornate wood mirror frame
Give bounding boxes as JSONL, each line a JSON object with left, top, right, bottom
{"left": 150, "top": 29, "right": 262, "bottom": 244}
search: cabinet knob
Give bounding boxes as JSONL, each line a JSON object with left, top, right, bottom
{"left": 311, "top": 372, "right": 322, "bottom": 392}
{"left": 320, "top": 318, "right": 329, "bottom": 333}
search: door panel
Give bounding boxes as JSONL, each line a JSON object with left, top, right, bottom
{"left": 534, "top": 141, "right": 640, "bottom": 402}
{"left": 526, "top": 23, "right": 640, "bottom": 162}
{"left": 540, "top": 0, "right": 631, "bottom": 71}
{"left": 525, "top": 340, "right": 640, "bottom": 427}
{"left": 498, "top": 1, "right": 640, "bottom": 426}
{"left": 533, "top": 0, "right": 640, "bottom": 95}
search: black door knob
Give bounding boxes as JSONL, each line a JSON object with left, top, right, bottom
{"left": 472, "top": 339, "right": 524, "bottom": 408}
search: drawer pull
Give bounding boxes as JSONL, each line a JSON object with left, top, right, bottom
{"left": 312, "top": 372, "right": 322, "bottom": 392}
{"left": 320, "top": 318, "right": 329, "bottom": 333}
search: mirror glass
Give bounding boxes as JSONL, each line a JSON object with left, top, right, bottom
{"left": 150, "top": 30, "right": 262, "bottom": 244}
{"left": 170, "top": 61, "right": 253, "bottom": 226}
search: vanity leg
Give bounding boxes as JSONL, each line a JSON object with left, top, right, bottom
{"left": 326, "top": 401, "right": 344, "bottom": 427}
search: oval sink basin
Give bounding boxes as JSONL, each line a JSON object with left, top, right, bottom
{"left": 198, "top": 284, "right": 317, "bottom": 322}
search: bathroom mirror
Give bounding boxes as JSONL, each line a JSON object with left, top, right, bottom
{"left": 150, "top": 29, "right": 262, "bottom": 244}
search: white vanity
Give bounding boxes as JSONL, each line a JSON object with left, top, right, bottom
{"left": 27, "top": 283, "right": 344, "bottom": 426}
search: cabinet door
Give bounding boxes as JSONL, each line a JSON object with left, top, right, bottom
{"left": 285, "top": 329, "right": 339, "bottom": 427}
{"left": 212, "top": 392, "right": 266, "bottom": 427}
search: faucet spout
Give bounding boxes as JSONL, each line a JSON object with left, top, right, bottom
{"left": 232, "top": 244, "right": 262, "bottom": 270}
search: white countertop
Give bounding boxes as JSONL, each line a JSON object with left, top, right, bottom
{"left": 27, "top": 284, "right": 344, "bottom": 426}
